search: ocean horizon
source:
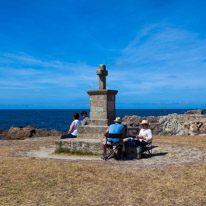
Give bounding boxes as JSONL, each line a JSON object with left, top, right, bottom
{"left": 0, "top": 109, "right": 197, "bottom": 131}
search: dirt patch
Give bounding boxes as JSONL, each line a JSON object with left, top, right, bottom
{"left": 22, "top": 142, "right": 206, "bottom": 169}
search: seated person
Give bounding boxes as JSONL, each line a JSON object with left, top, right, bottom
{"left": 102, "top": 117, "right": 125, "bottom": 155}
{"left": 134, "top": 120, "right": 152, "bottom": 147}
{"left": 80, "top": 111, "right": 89, "bottom": 125}
{"left": 61, "top": 113, "right": 81, "bottom": 139}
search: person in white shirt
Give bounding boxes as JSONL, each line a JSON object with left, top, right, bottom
{"left": 61, "top": 113, "right": 81, "bottom": 139}
{"left": 134, "top": 120, "right": 152, "bottom": 147}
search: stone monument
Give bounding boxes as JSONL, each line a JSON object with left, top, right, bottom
{"left": 77, "top": 64, "right": 118, "bottom": 139}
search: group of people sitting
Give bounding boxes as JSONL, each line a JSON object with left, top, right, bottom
{"left": 61, "top": 112, "right": 152, "bottom": 156}
{"left": 102, "top": 117, "right": 152, "bottom": 155}
{"left": 60, "top": 111, "right": 88, "bottom": 139}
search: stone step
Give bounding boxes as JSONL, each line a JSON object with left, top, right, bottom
{"left": 88, "top": 119, "right": 113, "bottom": 126}
{"left": 77, "top": 125, "right": 108, "bottom": 139}
{"left": 55, "top": 138, "right": 102, "bottom": 155}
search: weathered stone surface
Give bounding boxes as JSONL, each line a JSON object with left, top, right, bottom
{"left": 96, "top": 64, "right": 108, "bottom": 90}
{"left": 87, "top": 90, "right": 118, "bottom": 121}
{"left": 199, "top": 121, "right": 206, "bottom": 134}
{"left": 184, "top": 109, "right": 205, "bottom": 115}
{"left": 0, "top": 129, "right": 8, "bottom": 138}
{"left": 55, "top": 139, "right": 102, "bottom": 155}
{"left": 77, "top": 125, "right": 107, "bottom": 139}
{"left": 88, "top": 119, "right": 109, "bottom": 126}
{"left": 6, "top": 126, "right": 36, "bottom": 139}
{"left": 5, "top": 126, "right": 64, "bottom": 140}
{"left": 122, "top": 110, "right": 206, "bottom": 136}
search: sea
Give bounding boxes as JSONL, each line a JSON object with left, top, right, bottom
{"left": 0, "top": 109, "right": 193, "bottom": 131}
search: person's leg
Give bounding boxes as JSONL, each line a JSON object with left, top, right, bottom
{"left": 134, "top": 140, "right": 148, "bottom": 147}
{"left": 61, "top": 133, "right": 69, "bottom": 139}
{"left": 61, "top": 133, "right": 76, "bottom": 139}
{"left": 101, "top": 138, "right": 112, "bottom": 159}
{"left": 101, "top": 137, "right": 106, "bottom": 155}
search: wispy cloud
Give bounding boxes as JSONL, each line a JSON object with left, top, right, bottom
{"left": 120, "top": 23, "right": 206, "bottom": 65}
{"left": 110, "top": 23, "right": 206, "bottom": 93}
{"left": 0, "top": 52, "right": 97, "bottom": 90}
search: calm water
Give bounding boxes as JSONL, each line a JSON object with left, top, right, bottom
{"left": 0, "top": 109, "right": 191, "bottom": 131}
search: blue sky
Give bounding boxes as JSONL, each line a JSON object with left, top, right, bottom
{"left": 0, "top": 0, "right": 206, "bottom": 109}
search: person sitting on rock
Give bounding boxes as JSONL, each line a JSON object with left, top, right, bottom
{"left": 61, "top": 113, "right": 81, "bottom": 139}
{"left": 80, "top": 111, "right": 89, "bottom": 125}
{"left": 134, "top": 120, "right": 152, "bottom": 147}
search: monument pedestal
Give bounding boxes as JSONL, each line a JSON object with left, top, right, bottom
{"left": 77, "top": 89, "right": 118, "bottom": 139}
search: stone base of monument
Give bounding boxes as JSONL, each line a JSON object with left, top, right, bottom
{"left": 55, "top": 138, "right": 102, "bottom": 155}
{"left": 77, "top": 125, "right": 108, "bottom": 139}
{"left": 55, "top": 125, "right": 107, "bottom": 156}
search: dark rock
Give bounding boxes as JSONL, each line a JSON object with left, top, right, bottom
{"left": 185, "top": 109, "right": 205, "bottom": 115}
{"left": 0, "top": 129, "right": 8, "bottom": 138}
{"left": 5, "top": 126, "right": 63, "bottom": 140}
{"left": 6, "top": 126, "right": 36, "bottom": 140}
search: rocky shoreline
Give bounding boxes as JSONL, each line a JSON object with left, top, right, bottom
{"left": 0, "top": 126, "right": 65, "bottom": 140}
{"left": 123, "top": 109, "right": 206, "bottom": 136}
{"left": 0, "top": 109, "right": 206, "bottom": 139}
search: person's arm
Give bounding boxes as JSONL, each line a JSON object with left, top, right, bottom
{"left": 68, "top": 121, "right": 75, "bottom": 133}
{"left": 136, "top": 129, "right": 142, "bottom": 139}
{"left": 104, "top": 127, "right": 109, "bottom": 136}
{"left": 145, "top": 129, "right": 152, "bottom": 142}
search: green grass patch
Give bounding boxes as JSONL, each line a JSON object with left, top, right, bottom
{"left": 54, "top": 147, "right": 98, "bottom": 156}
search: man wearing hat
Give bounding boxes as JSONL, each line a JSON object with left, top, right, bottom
{"left": 134, "top": 120, "right": 152, "bottom": 147}
{"left": 102, "top": 117, "right": 126, "bottom": 156}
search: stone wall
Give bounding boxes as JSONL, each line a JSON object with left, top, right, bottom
{"left": 55, "top": 139, "right": 102, "bottom": 155}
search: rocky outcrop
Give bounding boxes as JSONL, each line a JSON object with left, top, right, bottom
{"left": 0, "top": 129, "right": 8, "bottom": 139}
{"left": 184, "top": 109, "right": 205, "bottom": 115}
{"left": 3, "top": 126, "right": 64, "bottom": 140}
{"left": 122, "top": 110, "right": 206, "bottom": 136}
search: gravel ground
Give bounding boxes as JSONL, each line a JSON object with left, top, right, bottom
{"left": 19, "top": 137, "right": 206, "bottom": 169}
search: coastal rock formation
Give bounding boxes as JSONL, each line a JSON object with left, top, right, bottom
{"left": 1, "top": 110, "right": 206, "bottom": 139}
{"left": 0, "top": 129, "right": 8, "bottom": 139}
{"left": 184, "top": 109, "right": 205, "bottom": 115}
{"left": 123, "top": 110, "right": 206, "bottom": 136}
{"left": 4, "top": 126, "right": 64, "bottom": 140}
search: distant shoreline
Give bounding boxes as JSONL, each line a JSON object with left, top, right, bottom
{"left": 0, "top": 109, "right": 205, "bottom": 132}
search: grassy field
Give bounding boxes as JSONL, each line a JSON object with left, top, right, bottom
{"left": 0, "top": 136, "right": 206, "bottom": 206}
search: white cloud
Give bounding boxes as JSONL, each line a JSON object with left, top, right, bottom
{"left": 0, "top": 52, "right": 97, "bottom": 90}
{"left": 110, "top": 23, "right": 206, "bottom": 94}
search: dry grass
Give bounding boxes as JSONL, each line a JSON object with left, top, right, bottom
{"left": 0, "top": 158, "right": 205, "bottom": 206}
{"left": 0, "top": 136, "right": 206, "bottom": 206}
{"left": 154, "top": 135, "right": 206, "bottom": 148}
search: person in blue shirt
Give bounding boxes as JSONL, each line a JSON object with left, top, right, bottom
{"left": 101, "top": 117, "right": 126, "bottom": 158}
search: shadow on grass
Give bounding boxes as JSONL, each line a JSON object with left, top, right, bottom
{"left": 142, "top": 145, "right": 168, "bottom": 158}
{"left": 150, "top": 152, "right": 168, "bottom": 157}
